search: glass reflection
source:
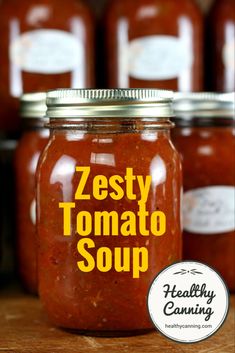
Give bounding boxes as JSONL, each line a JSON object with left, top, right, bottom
{"left": 198, "top": 145, "right": 213, "bottom": 156}
{"left": 29, "top": 152, "right": 40, "bottom": 174}
{"left": 178, "top": 16, "right": 193, "bottom": 92}
{"left": 90, "top": 153, "right": 116, "bottom": 167}
{"left": 136, "top": 5, "right": 159, "bottom": 20}
{"left": 26, "top": 5, "right": 51, "bottom": 26}
{"left": 150, "top": 155, "right": 166, "bottom": 188}
{"left": 50, "top": 155, "right": 77, "bottom": 201}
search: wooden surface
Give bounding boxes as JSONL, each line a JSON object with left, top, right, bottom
{"left": 0, "top": 290, "right": 234, "bottom": 353}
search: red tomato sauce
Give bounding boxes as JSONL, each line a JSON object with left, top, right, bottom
{"left": 15, "top": 93, "right": 49, "bottom": 293}
{"left": 105, "top": 0, "right": 203, "bottom": 91}
{"left": 0, "top": 0, "right": 94, "bottom": 134}
{"left": 206, "top": 0, "right": 235, "bottom": 92}
{"left": 36, "top": 89, "right": 182, "bottom": 332}
{"left": 172, "top": 94, "right": 235, "bottom": 291}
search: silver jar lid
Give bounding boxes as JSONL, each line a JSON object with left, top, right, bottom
{"left": 173, "top": 92, "right": 235, "bottom": 119}
{"left": 46, "top": 89, "right": 174, "bottom": 119}
{"left": 20, "top": 92, "right": 47, "bottom": 118}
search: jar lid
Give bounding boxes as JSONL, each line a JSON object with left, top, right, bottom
{"left": 46, "top": 89, "right": 174, "bottom": 118}
{"left": 20, "top": 92, "right": 47, "bottom": 118}
{"left": 173, "top": 92, "right": 235, "bottom": 119}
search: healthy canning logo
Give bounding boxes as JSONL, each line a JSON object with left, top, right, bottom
{"left": 59, "top": 166, "right": 167, "bottom": 278}
{"left": 147, "top": 261, "right": 229, "bottom": 343}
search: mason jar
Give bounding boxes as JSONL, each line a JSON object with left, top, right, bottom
{"left": 15, "top": 92, "right": 49, "bottom": 294}
{"left": 37, "top": 89, "right": 182, "bottom": 333}
{"left": 0, "top": 0, "right": 95, "bottom": 134}
{"left": 172, "top": 92, "right": 235, "bottom": 291}
{"left": 105, "top": 0, "right": 203, "bottom": 91}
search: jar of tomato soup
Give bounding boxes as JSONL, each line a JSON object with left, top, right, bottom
{"left": 15, "top": 92, "right": 49, "bottom": 294}
{"left": 206, "top": 0, "right": 235, "bottom": 92}
{"left": 172, "top": 92, "right": 235, "bottom": 291}
{"left": 105, "top": 0, "right": 203, "bottom": 91}
{"left": 37, "top": 89, "right": 182, "bottom": 332}
{"left": 0, "top": 0, "right": 94, "bottom": 135}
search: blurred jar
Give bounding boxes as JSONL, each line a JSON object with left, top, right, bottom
{"left": 172, "top": 92, "right": 235, "bottom": 291}
{"left": 206, "top": 0, "right": 235, "bottom": 92}
{"left": 0, "top": 0, "right": 95, "bottom": 135}
{"left": 15, "top": 92, "right": 49, "bottom": 294}
{"left": 105, "top": 0, "right": 203, "bottom": 91}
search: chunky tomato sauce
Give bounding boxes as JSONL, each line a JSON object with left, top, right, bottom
{"left": 172, "top": 125, "right": 235, "bottom": 291}
{"left": 206, "top": 0, "right": 235, "bottom": 92}
{"left": 37, "top": 125, "right": 182, "bottom": 331}
{"left": 15, "top": 125, "right": 49, "bottom": 293}
{"left": 0, "top": 0, "right": 94, "bottom": 134}
{"left": 105, "top": 0, "right": 203, "bottom": 91}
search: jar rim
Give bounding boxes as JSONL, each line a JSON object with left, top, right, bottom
{"left": 46, "top": 89, "right": 174, "bottom": 119}
{"left": 20, "top": 92, "right": 47, "bottom": 119}
{"left": 173, "top": 92, "right": 235, "bottom": 119}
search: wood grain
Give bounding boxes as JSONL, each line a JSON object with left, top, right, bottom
{"left": 0, "top": 292, "right": 234, "bottom": 353}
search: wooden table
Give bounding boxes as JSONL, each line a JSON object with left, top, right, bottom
{"left": 0, "top": 289, "right": 234, "bottom": 353}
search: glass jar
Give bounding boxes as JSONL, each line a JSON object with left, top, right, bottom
{"left": 37, "top": 89, "right": 182, "bottom": 333}
{"left": 15, "top": 92, "right": 49, "bottom": 294}
{"left": 0, "top": 0, "right": 95, "bottom": 135}
{"left": 105, "top": 0, "right": 203, "bottom": 91}
{"left": 172, "top": 92, "right": 235, "bottom": 291}
{"left": 206, "top": 0, "right": 235, "bottom": 92}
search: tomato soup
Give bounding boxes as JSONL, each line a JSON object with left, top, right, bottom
{"left": 172, "top": 92, "right": 235, "bottom": 291}
{"left": 105, "top": 0, "right": 203, "bottom": 91}
{"left": 37, "top": 89, "right": 182, "bottom": 333}
{"left": 0, "top": 0, "right": 94, "bottom": 134}
{"left": 15, "top": 92, "right": 49, "bottom": 293}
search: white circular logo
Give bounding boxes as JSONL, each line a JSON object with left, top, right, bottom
{"left": 147, "top": 261, "right": 229, "bottom": 343}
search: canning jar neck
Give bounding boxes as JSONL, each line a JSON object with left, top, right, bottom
{"left": 21, "top": 118, "right": 47, "bottom": 131}
{"left": 47, "top": 117, "right": 174, "bottom": 133}
{"left": 173, "top": 117, "right": 235, "bottom": 128}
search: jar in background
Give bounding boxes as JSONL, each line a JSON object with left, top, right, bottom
{"left": 15, "top": 92, "right": 49, "bottom": 294}
{"left": 37, "top": 89, "right": 182, "bottom": 332}
{"left": 0, "top": 0, "right": 95, "bottom": 135}
{"left": 172, "top": 92, "right": 235, "bottom": 291}
{"left": 206, "top": 0, "right": 235, "bottom": 92}
{"left": 105, "top": 0, "right": 203, "bottom": 91}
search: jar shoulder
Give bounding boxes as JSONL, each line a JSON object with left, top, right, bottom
{"left": 0, "top": 0, "right": 93, "bottom": 25}
{"left": 37, "top": 132, "right": 181, "bottom": 184}
{"left": 106, "top": 0, "right": 202, "bottom": 23}
{"left": 173, "top": 127, "right": 235, "bottom": 147}
{"left": 172, "top": 127, "right": 235, "bottom": 180}
{"left": 15, "top": 130, "right": 49, "bottom": 169}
